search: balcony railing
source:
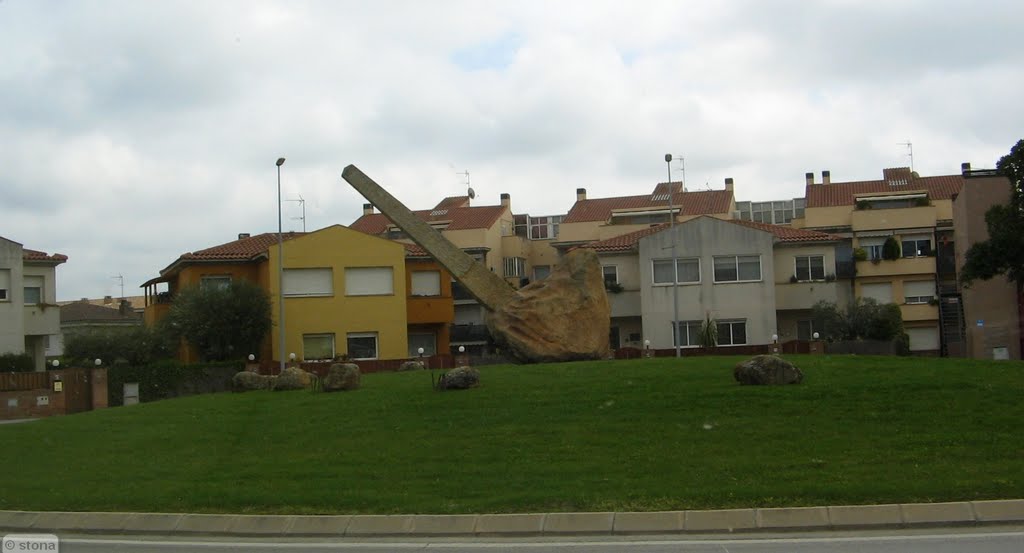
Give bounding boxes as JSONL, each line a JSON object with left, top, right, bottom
{"left": 450, "top": 324, "right": 490, "bottom": 343}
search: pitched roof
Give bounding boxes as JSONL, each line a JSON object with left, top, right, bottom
{"left": 563, "top": 183, "right": 733, "bottom": 224}
{"left": 350, "top": 205, "right": 507, "bottom": 235}
{"left": 725, "top": 219, "right": 842, "bottom": 242}
{"left": 805, "top": 167, "right": 964, "bottom": 208}
{"left": 586, "top": 217, "right": 839, "bottom": 253}
{"left": 178, "top": 232, "right": 305, "bottom": 262}
{"left": 61, "top": 302, "right": 141, "bottom": 324}
{"left": 22, "top": 248, "right": 68, "bottom": 264}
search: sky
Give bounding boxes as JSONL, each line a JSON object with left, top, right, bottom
{"left": 2, "top": 0, "right": 1022, "bottom": 301}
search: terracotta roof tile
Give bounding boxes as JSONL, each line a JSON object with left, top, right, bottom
{"left": 350, "top": 205, "right": 506, "bottom": 235}
{"left": 587, "top": 224, "right": 670, "bottom": 253}
{"left": 563, "top": 187, "right": 733, "bottom": 224}
{"left": 22, "top": 248, "right": 68, "bottom": 263}
{"left": 178, "top": 232, "right": 305, "bottom": 262}
{"left": 806, "top": 169, "right": 963, "bottom": 208}
{"left": 725, "top": 219, "right": 841, "bottom": 242}
{"left": 402, "top": 243, "right": 430, "bottom": 257}
{"left": 434, "top": 196, "right": 471, "bottom": 210}
{"left": 61, "top": 302, "right": 141, "bottom": 324}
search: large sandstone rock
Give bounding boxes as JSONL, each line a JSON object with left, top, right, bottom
{"left": 436, "top": 366, "right": 480, "bottom": 390}
{"left": 232, "top": 371, "right": 273, "bottom": 392}
{"left": 486, "top": 248, "right": 611, "bottom": 363}
{"left": 273, "top": 367, "right": 314, "bottom": 391}
{"left": 323, "top": 363, "right": 361, "bottom": 392}
{"left": 733, "top": 355, "right": 804, "bottom": 385}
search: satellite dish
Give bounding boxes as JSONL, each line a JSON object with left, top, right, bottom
{"left": 467, "top": 187, "right": 476, "bottom": 200}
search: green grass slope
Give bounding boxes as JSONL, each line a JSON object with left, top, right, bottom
{"left": 0, "top": 355, "right": 1021, "bottom": 514}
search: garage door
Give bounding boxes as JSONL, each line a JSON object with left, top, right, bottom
{"left": 906, "top": 326, "right": 939, "bottom": 352}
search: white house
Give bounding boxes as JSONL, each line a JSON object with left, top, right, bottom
{"left": 0, "top": 237, "right": 68, "bottom": 371}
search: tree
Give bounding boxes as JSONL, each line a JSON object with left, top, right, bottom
{"left": 64, "top": 325, "right": 174, "bottom": 367}
{"left": 164, "top": 281, "right": 272, "bottom": 361}
{"left": 960, "top": 139, "right": 1024, "bottom": 287}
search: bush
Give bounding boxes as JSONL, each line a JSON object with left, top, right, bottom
{"left": 882, "top": 237, "right": 902, "bottom": 261}
{"left": 164, "top": 281, "right": 271, "bottom": 362}
{"left": 107, "top": 359, "right": 244, "bottom": 406}
{"left": 812, "top": 298, "right": 906, "bottom": 344}
{"left": 64, "top": 326, "right": 174, "bottom": 367}
{"left": 853, "top": 248, "right": 868, "bottom": 262}
{"left": 0, "top": 353, "right": 34, "bottom": 373}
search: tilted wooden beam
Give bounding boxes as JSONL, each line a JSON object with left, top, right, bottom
{"left": 342, "top": 165, "right": 515, "bottom": 312}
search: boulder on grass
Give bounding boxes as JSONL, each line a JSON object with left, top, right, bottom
{"left": 232, "top": 371, "right": 272, "bottom": 392}
{"left": 733, "top": 355, "right": 803, "bottom": 385}
{"left": 274, "top": 367, "right": 314, "bottom": 391}
{"left": 435, "top": 366, "right": 480, "bottom": 391}
{"left": 398, "top": 360, "right": 426, "bottom": 371}
{"left": 323, "top": 363, "right": 361, "bottom": 392}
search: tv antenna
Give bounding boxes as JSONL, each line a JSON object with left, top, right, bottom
{"left": 671, "top": 155, "right": 686, "bottom": 191}
{"left": 285, "top": 194, "right": 306, "bottom": 232}
{"left": 457, "top": 169, "right": 474, "bottom": 199}
{"left": 111, "top": 274, "right": 124, "bottom": 298}
{"left": 899, "top": 140, "right": 914, "bottom": 171}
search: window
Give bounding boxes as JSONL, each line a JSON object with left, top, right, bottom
{"left": 904, "top": 280, "right": 935, "bottom": 304}
{"left": 411, "top": 271, "right": 441, "bottom": 297}
{"left": 284, "top": 268, "right": 334, "bottom": 297}
{"left": 344, "top": 267, "right": 393, "bottom": 296}
{"left": 714, "top": 255, "right": 760, "bottom": 282}
{"left": 672, "top": 321, "right": 703, "bottom": 347}
{"left": 795, "top": 255, "right": 825, "bottom": 281}
{"left": 23, "top": 275, "right": 43, "bottom": 305}
{"left": 533, "top": 265, "right": 551, "bottom": 281}
{"left": 861, "top": 282, "right": 893, "bottom": 303}
{"left": 0, "top": 269, "right": 9, "bottom": 301}
{"left": 529, "top": 216, "right": 563, "bottom": 240}
{"left": 347, "top": 332, "right": 378, "bottom": 360}
{"left": 303, "top": 334, "right": 335, "bottom": 361}
{"left": 503, "top": 257, "right": 526, "bottom": 278}
{"left": 797, "top": 320, "right": 819, "bottom": 341}
{"left": 652, "top": 258, "right": 700, "bottom": 284}
{"left": 716, "top": 320, "right": 747, "bottom": 346}
{"left": 200, "top": 275, "right": 231, "bottom": 291}
{"left": 860, "top": 237, "right": 886, "bottom": 260}
{"left": 602, "top": 265, "right": 618, "bottom": 285}
{"left": 408, "top": 333, "right": 436, "bottom": 357}
{"left": 901, "top": 235, "right": 932, "bottom": 258}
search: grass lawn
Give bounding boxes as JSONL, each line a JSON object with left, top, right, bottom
{"left": 0, "top": 355, "right": 1021, "bottom": 514}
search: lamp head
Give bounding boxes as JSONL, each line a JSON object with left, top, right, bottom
{"left": 664, "top": 154, "right": 673, "bottom": 163}
{"left": 276, "top": 157, "right": 286, "bottom": 167}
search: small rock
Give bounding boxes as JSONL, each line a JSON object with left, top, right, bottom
{"left": 274, "top": 367, "right": 314, "bottom": 391}
{"left": 323, "top": 363, "right": 361, "bottom": 392}
{"left": 733, "top": 355, "right": 803, "bottom": 385}
{"left": 436, "top": 366, "right": 480, "bottom": 391}
{"left": 398, "top": 360, "right": 425, "bottom": 371}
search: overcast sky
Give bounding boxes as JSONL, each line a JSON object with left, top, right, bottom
{"left": 2, "top": 0, "right": 1022, "bottom": 301}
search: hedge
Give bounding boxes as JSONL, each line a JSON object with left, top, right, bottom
{"left": 106, "top": 359, "right": 244, "bottom": 406}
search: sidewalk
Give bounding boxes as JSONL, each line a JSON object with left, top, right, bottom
{"left": 2, "top": 500, "right": 1023, "bottom": 537}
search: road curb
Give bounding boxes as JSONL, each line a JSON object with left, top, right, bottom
{"left": 2, "top": 500, "right": 1022, "bottom": 537}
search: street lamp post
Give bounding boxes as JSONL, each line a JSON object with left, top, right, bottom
{"left": 665, "top": 154, "right": 680, "bottom": 358}
{"left": 276, "top": 157, "right": 286, "bottom": 375}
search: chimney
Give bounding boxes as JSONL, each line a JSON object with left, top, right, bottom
{"left": 103, "top": 295, "right": 113, "bottom": 305}
{"left": 822, "top": 170, "right": 831, "bottom": 185}
{"left": 576, "top": 188, "right": 587, "bottom": 201}
{"left": 961, "top": 162, "right": 971, "bottom": 175}
{"left": 119, "top": 299, "right": 131, "bottom": 315}
{"left": 723, "top": 177, "right": 734, "bottom": 192}
{"left": 805, "top": 172, "right": 815, "bottom": 186}
{"left": 363, "top": 203, "right": 374, "bottom": 215}
{"left": 500, "top": 193, "right": 510, "bottom": 208}
{"left": 237, "top": 233, "right": 250, "bottom": 240}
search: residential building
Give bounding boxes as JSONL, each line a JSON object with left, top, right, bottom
{"left": 0, "top": 237, "right": 68, "bottom": 371}
{"left": 800, "top": 167, "right": 964, "bottom": 354}
{"left": 142, "top": 225, "right": 451, "bottom": 364}
{"left": 588, "top": 217, "right": 846, "bottom": 351}
{"left": 953, "top": 164, "right": 1021, "bottom": 360}
{"left": 48, "top": 300, "right": 143, "bottom": 357}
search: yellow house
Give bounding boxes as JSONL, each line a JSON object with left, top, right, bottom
{"left": 143, "top": 225, "right": 449, "bottom": 364}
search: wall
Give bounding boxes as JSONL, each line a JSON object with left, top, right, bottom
{"left": 954, "top": 174, "right": 1021, "bottom": 360}
{"left": 270, "top": 225, "right": 409, "bottom": 362}
{"left": 0, "top": 238, "right": 25, "bottom": 356}
{"left": 638, "top": 217, "right": 777, "bottom": 350}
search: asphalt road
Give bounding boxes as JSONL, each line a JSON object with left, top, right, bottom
{"left": 50, "top": 527, "right": 1024, "bottom": 553}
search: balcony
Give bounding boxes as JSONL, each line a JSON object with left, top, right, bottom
{"left": 856, "top": 257, "right": 935, "bottom": 278}
{"left": 23, "top": 304, "right": 60, "bottom": 336}
{"left": 452, "top": 281, "right": 475, "bottom": 303}
{"left": 775, "top": 281, "right": 845, "bottom": 311}
{"left": 901, "top": 302, "right": 939, "bottom": 322}
{"left": 450, "top": 324, "right": 490, "bottom": 344}
{"left": 851, "top": 206, "right": 936, "bottom": 232}
{"left": 407, "top": 295, "right": 454, "bottom": 324}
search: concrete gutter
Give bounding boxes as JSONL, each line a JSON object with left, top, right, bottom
{"left": 1, "top": 500, "right": 1022, "bottom": 537}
